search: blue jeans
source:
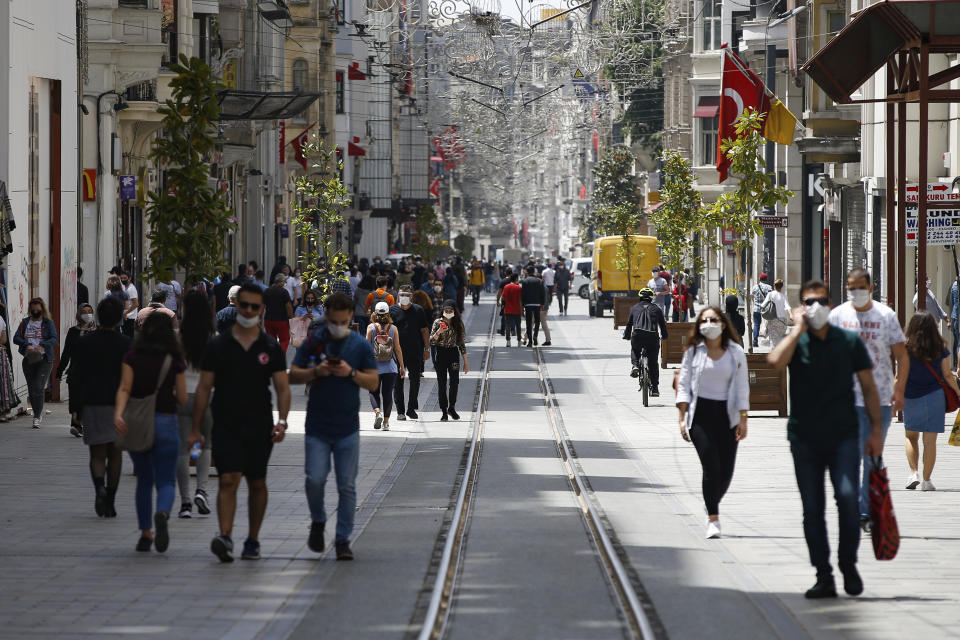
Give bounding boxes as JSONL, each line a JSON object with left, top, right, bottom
{"left": 752, "top": 311, "right": 762, "bottom": 344}
{"left": 128, "top": 413, "right": 180, "bottom": 531}
{"left": 855, "top": 405, "right": 892, "bottom": 518}
{"left": 791, "top": 437, "right": 861, "bottom": 576}
{"left": 305, "top": 431, "right": 360, "bottom": 542}
{"left": 952, "top": 322, "right": 959, "bottom": 367}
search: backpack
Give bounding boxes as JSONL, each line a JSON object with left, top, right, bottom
{"left": 373, "top": 289, "right": 390, "bottom": 305}
{"left": 373, "top": 323, "right": 395, "bottom": 362}
{"left": 760, "top": 294, "right": 779, "bottom": 320}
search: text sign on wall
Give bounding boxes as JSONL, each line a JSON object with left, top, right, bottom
{"left": 905, "top": 208, "right": 960, "bottom": 246}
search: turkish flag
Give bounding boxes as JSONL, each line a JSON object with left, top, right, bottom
{"left": 717, "top": 46, "right": 767, "bottom": 182}
{"left": 292, "top": 130, "right": 309, "bottom": 171}
{"left": 429, "top": 178, "right": 440, "bottom": 198}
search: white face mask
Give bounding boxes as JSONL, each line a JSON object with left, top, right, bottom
{"left": 699, "top": 322, "right": 722, "bottom": 340}
{"left": 433, "top": 285, "right": 442, "bottom": 293}
{"left": 235, "top": 313, "right": 259, "bottom": 329}
{"left": 805, "top": 302, "right": 830, "bottom": 330}
{"left": 443, "top": 310, "right": 455, "bottom": 319}
{"left": 847, "top": 289, "right": 871, "bottom": 308}
{"left": 399, "top": 295, "right": 412, "bottom": 307}
{"left": 80, "top": 313, "right": 94, "bottom": 324}
{"left": 328, "top": 323, "right": 351, "bottom": 339}
{"left": 926, "top": 279, "right": 932, "bottom": 288}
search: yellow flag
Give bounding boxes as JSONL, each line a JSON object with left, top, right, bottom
{"left": 763, "top": 98, "right": 798, "bottom": 146}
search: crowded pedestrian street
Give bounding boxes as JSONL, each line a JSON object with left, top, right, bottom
{"left": 1, "top": 294, "right": 958, "bottom": 640}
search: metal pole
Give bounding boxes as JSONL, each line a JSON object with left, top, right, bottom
{"left": 764, "top": 43, "right": 777, "bottom": 277}
{"left": 918, "top": 44, "right": 929, "bottom": 311}
{"left": 886, "top": 62, "right": 896, "bottom": 309}
{"left": 897, "top": 51, "right": 908, "bottom": 326}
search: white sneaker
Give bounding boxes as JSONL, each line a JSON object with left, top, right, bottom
{"left": 906, "top": 472, "right": 921, "bottom": 490}
{"left": 373, "top": 413, "right": 382, "bottom": 430}
{"left": 705, "top": 519, "right": 721, "bottom": 539}
{"left": 382, "top": 421, "right": 390, "bottom": 432}
{"left": 920, "top": 480, "right": 936, "bottom": 491}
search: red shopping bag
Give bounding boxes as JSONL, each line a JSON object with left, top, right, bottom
{"left": 868, "top": 457, "right": 900, "bottom": 560}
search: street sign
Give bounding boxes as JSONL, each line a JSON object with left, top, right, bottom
{"left": 902, "top": 183, "right": 960, "bottom": 204}
{"left": 905, "top": 207, "right": 960, "bottom": 246}
{"left": 756, "top": 215, "right": 789, "bottom": 228}
{"left": 573, "top": 68, "right": 585, "bottom": 80}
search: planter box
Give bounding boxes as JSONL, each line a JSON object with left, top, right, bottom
{"left": 613, "top": 297, "right": 641, "bottom": 330}
{"left": 746, "top": 353, "right": 788, "bottom": 416}
{"left": 661, "top": 322, "right": 695, "bottom": 367}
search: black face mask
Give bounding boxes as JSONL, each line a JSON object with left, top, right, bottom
{"left": 30, "top": 310, "right": 41, "bottom": 319}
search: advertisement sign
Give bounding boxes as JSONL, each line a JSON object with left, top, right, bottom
{"left": 905, "top": 208, "right": 960, "bottom": 246}
{"left": 119, "top": 175, "right": 136, "bottom": 201}
{"left": 82, "top": 169, "right": 96, "bottom": 201}
{"left": 756, "top": 215, "right": 789, "bottom": 228}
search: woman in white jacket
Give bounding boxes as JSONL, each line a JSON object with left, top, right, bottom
{"left": 676, "top": 306, "right": 750, "bottom": 539}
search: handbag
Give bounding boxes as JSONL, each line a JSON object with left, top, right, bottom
{"left": 760, "top": 296, "right": 778, "bottom": 321}
{"left": 115, "top": 355, "right": 172, "bottom": 453}
{"left": 949, "top": 412, "right": 960, "bottom": 446}
{"left": 922, "top": 361, "right": 960, "bottom": 413}
{"left": 289, "top": 316, "right": 309, "bottom": 348}
{"left": 868, "top": 456, "right": 900, "bottom": 560}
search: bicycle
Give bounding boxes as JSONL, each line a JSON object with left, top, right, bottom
{"left": 637, "top": 351, "right": 650, "bottom": 407}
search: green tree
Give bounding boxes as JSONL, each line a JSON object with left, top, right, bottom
{"left": 582, "top": 145, "right": 639, "bottom": 241}
{"left": 145, "top": 55, "right": 234, "bottom": 284}
{"left": 454, "top": 233, "right": 475, "bottom": 257}
{"left": 411, "top": 206, "right": 445, "bottom": 262}
{"left": 707, "top": 109, "right": 794, "bottom": 352}
{"left": 292, "top": 141, "right": 351, "bottom": 298}
{"left": 597, "top": 204, "right": 646, "bottom": 292}
{"left": 650, "top": 151, "right": 708, "bottom": 275}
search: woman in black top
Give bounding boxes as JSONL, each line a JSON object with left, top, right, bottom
{"left": 114, "top": 312, "right": 187, "bottom": 553}
{"left": 56, "top": 303, "right": 96, "bottom": 437}
{"left": 71, "top": 297, "right": 131, "bottom": 517}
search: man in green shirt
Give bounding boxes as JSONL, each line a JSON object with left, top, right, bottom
{"left": 769, "top": 279, "right": 883, "bottom": 600}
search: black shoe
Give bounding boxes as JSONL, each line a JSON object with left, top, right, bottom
{"left": 241, "top": 538, "right": 261, "bottom": 560}
{"left": 542, "top": 341, "right": 551, "bottom": 346}
{"left": 95, "top": 485, "right": 108, "bottom": 517}
{"left": 839, "top": 563, "right": 863, "bottom": 596}
{"left": 804, "top": 576, "right": 838, "bottom": 599}
{"left": 498, "top": 330, "right": 505, "bottom": 336}
{"left": 533, "top": 338, "right": 538, "bottom": 346}
{"left": 448, "top": 407, "right": 460, "bottom": 420}
{"left": 153, "top": 512, "right": 170, "bottom": 553}
{"left": 70, "top": 423, "right": 83, "bottom": 438}
{"left": 630, "top": 367, "right": 639, "bottom": 378}
{"left": 211, "top": 534, "right": 234, "bottom": 562}
{"left": 178, "top": 502, "right": 193, "bottom": 519}
{"left": 397, "top": 413, "right": 407, "bottom": 421}
{"left": 407, "top": 410, "right": 418, "bottom": 419}
{"left": 440, "top": 412, "right": 449, "bottom": 422}
{"left": 135, "top": 536, "right": 152, "bottom": 552}
{"left": 650, "top": 388, "right": 660, "bottom": 397}
{"left": 335, "top": 540, "right": 354, "bottom": 561}
{"left": 308, "top": 522, "right": 325, "bottom": 553}
{"left": 525, "top": 341, "right": 531, "bottom": 348}
{"left": 859, "top": 516, "right": 872, "bottom": 534}
{"left": 105, "top": 486, "right": 117, "bottom": 518}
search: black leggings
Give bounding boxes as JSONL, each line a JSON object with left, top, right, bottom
{"left": 689, "top": 398, "right": 739, "bottom": 516}
{"left": 525, "top": 306, "right": 541, "bottom": 343}
{"left": 369, "top": 372, "right": 397, "bottom": 418}
{"left": 435, "top": 346, "right": 460, "bottom": 411}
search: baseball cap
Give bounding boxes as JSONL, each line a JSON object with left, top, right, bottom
{"left": 374, "top": 301, "right": 390, "bottom": 314}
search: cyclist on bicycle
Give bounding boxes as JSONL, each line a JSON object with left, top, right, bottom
{"left": 623, "top": 288, "right": 669, "bottom": 396}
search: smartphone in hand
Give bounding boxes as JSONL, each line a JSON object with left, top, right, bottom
{"left": 326, "top": 357, "right": 342, "bottom": 366}
{"left": 439, "top": 321, "right": 448, "bottom": 331}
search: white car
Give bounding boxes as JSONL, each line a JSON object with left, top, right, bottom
{"left": 569, "top": 258, "right": 592, "bottom": 299}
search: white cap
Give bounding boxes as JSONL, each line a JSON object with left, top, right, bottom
{"left": 228, "top": 285, "right": 241, "bottom": 301}
{"left": 374, "top": 301, "right": 390, "bottom": 314}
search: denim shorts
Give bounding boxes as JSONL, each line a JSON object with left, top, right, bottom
{"left": 903, "top": 389, "right": 946, "bottom": 433}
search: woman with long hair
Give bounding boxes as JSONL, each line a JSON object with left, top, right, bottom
{"left": 365, "top": 301, "right": 404, "bottom": 431}
{"left": 13, "top": 297, "right": 59, "bottom": 428}
{"left": 175, "top": 289, "right": 215, "bottom": 518}
{"left": 902, "top": 311, "right": 960, "bottom": 491}
{"left": 56, "top": 303, "right": 97, "bottom": 436}
{"left": 295, "top": 288, "right": 323, "bottom": 320}
{"left": 676, "top": 306, "right": 749, "bottom": 539}
{"left": 114, "top": 312, "right": 187, "bottom": 552}
{"left": 430, "top": 300, "right": 470, "bottom": 421}
{"left": 71, "top": 297, "right": 131, "bottom": 517}
{"left": 411, "top": 289, "right": 435, "bottom": 319}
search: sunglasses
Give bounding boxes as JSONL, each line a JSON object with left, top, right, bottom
{"left": 238, "top": 302, "right": 262, "bottom": 311}
{"left": 701, "top": 317, "right": 722, "bottom": 324}
{"left": 802, "top": 297, "right": 829, "bottom": 306}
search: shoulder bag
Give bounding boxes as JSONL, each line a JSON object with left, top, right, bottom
{"left": 116, "top": 354, "right": 172, "bottom": 453}
{"left": 868, "top": 456, "right": 900, "bottom": 560}
{"left": 922, "top": 360, "right": 960, "bottom": 413}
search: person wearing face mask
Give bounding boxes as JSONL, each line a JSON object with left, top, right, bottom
{"left": 288, "top": 292, "right": 379, "bottom": 560}
{"left": 71, "top": 297, "right": 131, "bottom": 517}
{"left": 647, "top": 267, "right": 669, "bottom": 318}
{"left": 365, "top": 302, "right": 405, "bottom": 431}
{"left": 430, "top": 301, "right": 471, "bottom": 421}
{"left": 56, "top": 303, "right": 98, "bottom": 437}
{"left": 828, "top": 268, "right": 908, "bottom": 530}
{"left": 675, "top": 306, "right": 748, "bottom": 540}
{"left": 189, "top": 283, "right": 291, "bottom": 562}
{"left": 391, "top": 285, "right": 430, "bottom": 420}
{"left": 13, "top": 297, "right": 59, "bottom": 429}
{"left": 768, "top": 279, "right": 884, "bottom": 600}
{"left": 295, "top": 289, "right": 323, "bottom": 320}
{"left": 912, "top": 277, "right": 950, "bottom": 328}
{"left": 759, "top": 279, "right": 791, "bottom": 347}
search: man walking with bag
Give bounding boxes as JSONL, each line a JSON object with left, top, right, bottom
{"left": 769, "top": 279, "right": 884, "bottom": 599}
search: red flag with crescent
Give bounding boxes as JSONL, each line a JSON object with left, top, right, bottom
{"left": 717, "top": 46, "right": 767, "bottom": 182}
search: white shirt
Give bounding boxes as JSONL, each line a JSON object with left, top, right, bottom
{"left": 828, "top": 300, "right": 905, "bottom": 407}
{"left": 285, "top": 275, "right": 301, "bottom": 302}
{"left": 762, "top": 290, "right": 790, "bottom": 320}
{"left": 158, "top": 281, "right": 182, "bottom": 312}
{"left": 698, "top": 349, "right": 735, "bottom": 401}
{"left": 912, "top": 290, "right": 948, "bottom": 322}
{"left": 123, "top": 283, "right": 139, "bottom": 319}
{"left": 541, "top": 267, "right": 555, "bottom": 287}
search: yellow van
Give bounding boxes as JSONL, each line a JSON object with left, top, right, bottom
{"left": 588, "top": 235, "right": 660, "bottom": 317}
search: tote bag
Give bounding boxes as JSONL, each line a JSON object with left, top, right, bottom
{"left": 116, "top": 355, "right": 172, "bottom": 453}
{"left": 868, "top": 456, "right": 900, "bottom": 561}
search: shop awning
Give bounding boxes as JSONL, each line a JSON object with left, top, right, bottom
{"left": 348, "top": 141, "right": 366, "bottom": 156}
{"left": 693, "top": 95, "right": 720, "bottom": 118}
{"left": 217, "top": 90, "right": 321, "bottom": 121}
{"left": 801, "top": 0, "right": 960, "bottom": 105}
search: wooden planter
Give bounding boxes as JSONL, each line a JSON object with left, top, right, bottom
{"left": 746, "top": 353, "right": 788, "bottom": 416}
{"left": 660, "top": 322, "right": 695, "bottom": 367}
{"left": 613, "top": 297, "right": 641, "bottom": 330}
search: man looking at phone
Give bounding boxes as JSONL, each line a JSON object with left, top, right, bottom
{"left": 288, "top": 292, "right": 379, "bottom": 560}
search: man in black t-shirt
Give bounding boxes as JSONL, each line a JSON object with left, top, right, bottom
{"left": 263, "top": 274, "right": 293, "bottom": 352}
{"left": 390, "top": 285, "right": 430, "bottom": 419}
{"left": 554, "top": 261, "right": 573, "bottom": 315}
{"left": 495, "top": 267, "right": 513, "bottom": 335}
{"left": 190, "top": 283, "right": 291, "bottom": 563}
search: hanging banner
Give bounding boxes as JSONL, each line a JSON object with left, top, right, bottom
{"left": 905, "top": 208, "right": 960, "bottom": 247}
{"left": 279, "top": 121, "right": 285, "bottom": 164}
{"left": 119, "top": 175, "right": 136, "bottom": 201}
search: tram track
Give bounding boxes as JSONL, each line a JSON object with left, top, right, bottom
{"left": 410, "top": 304, "right": 666, "bottom": 640}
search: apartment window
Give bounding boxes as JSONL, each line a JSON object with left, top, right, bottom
{"left": 700, "top": 116, "right": 719, "bottom": 166}
{"left": 292, "top": 59, "right": 309, "bottom": 122}
{"left": 336, "top": 0, "right": 346, "bottom": 25}
{"left": 827, "top": 11, "right": 846, "bottom": 36}
{"left": 161, "top": 0, "right": 177, "bottom": 67}
{"left": 336, "top": 71, "right": 345, "bottom": 114}
{"left": 702, "top": 0, "right": 722, "bottom": 51}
